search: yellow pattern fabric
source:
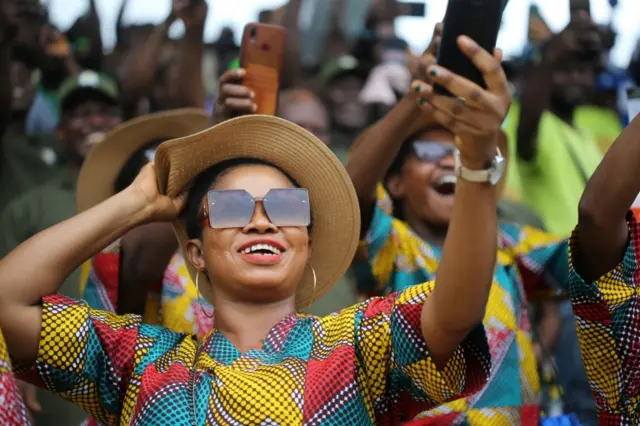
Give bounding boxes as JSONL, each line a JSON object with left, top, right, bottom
{"left": 17, "top": 282, "right": 491, "bottom": 425}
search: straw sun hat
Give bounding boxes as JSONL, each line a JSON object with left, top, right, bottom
{"left": 154, "top": 115, "right": 361, "bottom": 309}
{"left": 77, "top": 108, "right": 211, "bottom": 212}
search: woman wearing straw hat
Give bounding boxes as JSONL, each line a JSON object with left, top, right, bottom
{"left": 77, "top": 109, "right": 213, "bottom": 339}
{"left": 0, "top": 39, "right": 500, "bottom": 424}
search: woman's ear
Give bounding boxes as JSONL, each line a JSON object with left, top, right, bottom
{"left": 386, "top": 175, "right": 406, "bottom": 200}
{"left": 185, "top": 239, "right": 206, "bottom": 271}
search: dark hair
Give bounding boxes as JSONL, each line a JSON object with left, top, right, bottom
{"left": 114, "top": 139, "right": 167, "bottom": 193}
{"left": 184, "top": 158, "right": 301, "bottom": 239}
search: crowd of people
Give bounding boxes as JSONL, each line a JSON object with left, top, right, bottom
{"left": 1, "top": 0, "right": 640, "bottom": 425}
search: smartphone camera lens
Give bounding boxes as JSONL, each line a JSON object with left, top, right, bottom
{"left": 249, "top": 26, "right": 257, "bottom": 40}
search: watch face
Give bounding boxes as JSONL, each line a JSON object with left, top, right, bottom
{"left": 489, "top": 155, "right": 506, "bottom": 186}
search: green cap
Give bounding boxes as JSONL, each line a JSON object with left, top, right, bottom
{"left": 316, "top": 55, "right": 368, "bottom": 90}
{"left": 57, "top": 70, "right": 119, "bottom": 112}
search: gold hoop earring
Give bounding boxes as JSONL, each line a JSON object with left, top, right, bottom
{"left": 195, "top": 270, "right": 214, "bottom": 319}
{"left": 307, "top": 264, "right": 317, "bottom": 310}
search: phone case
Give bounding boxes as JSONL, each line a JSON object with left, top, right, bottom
{"left": 240, "top": 23, "right": 286, "bottom": 116}
{"left": 435, "top": 0, "right": 505, "bottom": 95}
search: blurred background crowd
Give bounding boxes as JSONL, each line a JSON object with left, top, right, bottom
{"left": 1, "top": 0, "right": 639, "bottom": 424}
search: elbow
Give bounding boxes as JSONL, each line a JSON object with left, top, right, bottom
{"left": 578, "top": 190, "right": 604, "bottom": 233}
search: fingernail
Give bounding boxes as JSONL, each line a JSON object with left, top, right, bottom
{"left": 250, "top": 91, "right": 255, "bottom": 99}
{"left": 251, "top": 104, "right": 257, "bottom": 112}
{"left": 458, "top": 35, "right": 472, "bottom": 47}
{"left": 429, "top": 67, "right": 438, "bottom": 76}
{"left": 414, "top": 84, "right": 422, "bottom": 93}
{"left": 418, "top": 98, "right": 426, "bottom": 105}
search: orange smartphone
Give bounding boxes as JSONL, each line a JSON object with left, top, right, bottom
{"left": 240, "top": 23, "right": 286, "bottom": 116}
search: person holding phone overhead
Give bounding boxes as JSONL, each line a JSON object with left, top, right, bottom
{"left": 347, "top": 15, "right": 582, "bottom": 425}
{"left": 0, "top": 91, "right": 498, "bottom": 425}
{"left": 504, "top": 11, "right": 604, "bottom": 236}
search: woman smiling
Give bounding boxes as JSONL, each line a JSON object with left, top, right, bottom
{"left": 0, "top": 46, "right": 500, "bottom": 425}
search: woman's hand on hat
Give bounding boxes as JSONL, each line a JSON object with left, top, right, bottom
{"left": 129, "top": 163, "right": 187, "bottom": 223}
{"left": 413, "top": 36, "right": 511, "bottom": 170}
{"left": 213, "top": 68, "right": 257, "bottom": 124}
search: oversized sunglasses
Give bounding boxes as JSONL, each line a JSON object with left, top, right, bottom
{"left": 413, "top": 141, "right": 457, "bottom": 163}
{"left": 203, "top": 188, "right": 311, "bottom": 229}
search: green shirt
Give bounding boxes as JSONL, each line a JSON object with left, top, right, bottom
{"left": 0, "top": 171, "right": 78, "bottom": 296}
{"left": 504, "top": 102, "right": 603, "bottom": 237}
{"left": 0, "top": 123, "right": 64, "bottom": 213}
{"left": 575, "top": 105, "right": 623, "bottom": 153}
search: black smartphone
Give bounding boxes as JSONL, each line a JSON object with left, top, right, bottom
{"left": 570, "top": 0, "right": 591, "bottom": 15}
{"left": 397, "top": 2, "right": 427, "bottom": 17}
{"left": 435, "top": 0, "right": 506, "bottom": 95}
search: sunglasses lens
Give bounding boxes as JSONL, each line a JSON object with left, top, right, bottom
{"left": 263, "top": 188, "right": 311, "bottom": 227}
{"left": 413, "top": 141, "right": 452, "bottom": 162}
{"left": 208, "top": 190, "right": 255, "bottom": 229}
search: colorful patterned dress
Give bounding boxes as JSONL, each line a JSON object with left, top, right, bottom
{"left": 0, "top": 330, "right": 30, "bottom": 425}
{"left": 17, "top": 281, "right": 491, "bottom": 425}
{"left": 356, "top": 186, "right": 568, "bottom": 425}
{"left": 567, "top": 213, "right": 640, "bottom": 425}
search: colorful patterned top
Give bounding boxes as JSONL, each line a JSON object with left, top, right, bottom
{"left": 18, "top": 282, "right": 491, "bottom": 426}
{"left": 0, "top": 330, "right": 30, "bottom": 425}
{"left": 82, "top": 240, "right": 214, "bottom": 337}
{"left": 357, "top": 186, "right": 568, "bottom": 425}
{"left": 567, "top": 213, "right": 640, "bottom": 425}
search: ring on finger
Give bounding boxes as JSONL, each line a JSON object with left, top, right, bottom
{"left": 456, "top": 96, "right": 467, "bottom": 105}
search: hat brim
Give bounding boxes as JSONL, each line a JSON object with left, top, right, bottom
{"left": 154, "top": 115, "right": 361, "bottom": 310}
{"left": 77, "top": 108, "right": 211, "bottom": 212}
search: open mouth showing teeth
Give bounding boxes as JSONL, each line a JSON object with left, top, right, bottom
{"left": 433, "top": 175, "right": 457, "bottom": 196}
{"left": 240, "top": 244, "right": 282, "bottom": 256}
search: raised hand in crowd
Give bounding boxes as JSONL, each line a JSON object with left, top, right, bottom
{"left": 173, "top": 0, "right": 208, "bottom": 29}
{"left": 545, "top": 10, "right": 601, "bottom": 65}
{"left": 213, "top": 68, "right": 257, "bottom": 123}
{"left": 413, "top": 37, "right": 510, "bottom": 167}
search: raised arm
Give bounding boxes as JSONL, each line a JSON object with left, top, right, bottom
{"left": 118, "top": 13, "right": 175, "bottom": 119}
{"left": 0, "top": 164, "right": 184, "bottom": 362}
{"left": 575, "top": 114, "right": 640, "bottom": 281}
{"left": 173, "top": 0, "right": 207, "bottom": 108}
{"left": 417, "top": 37, "right": 510, "bottom": 367}
{"left": 347, "top": 25, "right": 441, "bottom": 235}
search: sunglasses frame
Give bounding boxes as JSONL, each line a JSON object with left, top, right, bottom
{"left": 412, "top": 140, "right": 458, "bottom": 163}
{"left": 201, "top": 188, "right": 311, "bottom": 230}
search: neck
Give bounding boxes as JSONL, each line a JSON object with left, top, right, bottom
{"left": 549, "top": 102, "right": 576, "bottom": 126}
{"left": 211, "top": 294, "right": 296, "bottom": 354}
{"left": 404, "top": 206, "right": 448, "bottom": 249}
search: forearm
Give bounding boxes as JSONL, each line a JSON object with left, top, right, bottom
{"left": 422, "top": 179, "right": 497, "bottom": 367}
{"left": 0, "top": 188, "right": 148, "bottom": 310}
{"left": 119, "top": 22, "right": 170, "bottom": 104}
{"left": 576, "top": 114, "right": 640, "bottom": 281}
{"left": 280, "top": 0, "right": 302, "bottom": 89}
{"left": 346, "top": 95, "right": 422, "bottom": 229}
{"left": 176, "top": 24, "right": 205, "bottom": 108}
{"left": 118, "top": 223, "right": 178, "bottom": 315}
